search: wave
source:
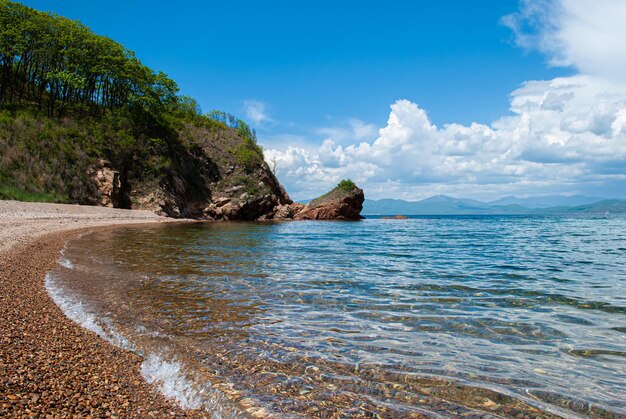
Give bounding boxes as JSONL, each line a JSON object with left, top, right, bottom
{"left": 45, "top": 256, "right": 243, "bottom": 417}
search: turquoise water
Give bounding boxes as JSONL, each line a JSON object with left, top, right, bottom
{"left": 48, "top": 216, "right": 626, "bottom": 417}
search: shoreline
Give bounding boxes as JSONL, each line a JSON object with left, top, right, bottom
{"left": 0, "top": 200, "right": 203, "bottom": 417}
{"left": 0, "top": 200, "right": 596, "bottom": 418}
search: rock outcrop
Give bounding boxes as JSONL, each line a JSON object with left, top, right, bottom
{"left": 86, "top": 121, "right": 362, "bottom": 222}
{"left": 265, "top": 202, "right": 305, "bottom": 220}
{"left": 288, "top": 183, "right": 365, "bottom": 220}
{"left": 198, "top": 160, "right": 294, "bottom": 220}
{"left": 128, "top": 121, "right": 294, "bottom": 220}
{"left": 89, "top": 160, "right": 121, "bottom": 208}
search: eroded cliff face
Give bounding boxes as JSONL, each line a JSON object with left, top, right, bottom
{"left": 201, "top": 164, "right": 292, "bottom": 221}
{"left": 89, "top": 122, "right": 364, "bottom": 221}
{"left": 89, "top": 160, "right": 121, "bottom": 208}
{"left": 123, "top": 122, "right": 293, "bottom": 220}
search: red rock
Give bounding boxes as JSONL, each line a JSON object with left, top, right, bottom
{"left": 293, "top": 185, "right": 364, "bottom": 221}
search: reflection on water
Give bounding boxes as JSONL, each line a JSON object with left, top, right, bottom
{"left": 49, "top": 216, "right": 626, "bottom": 417}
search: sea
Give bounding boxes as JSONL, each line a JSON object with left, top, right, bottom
{"left": 45, "top": 215, "right": 626, "bottom": 418}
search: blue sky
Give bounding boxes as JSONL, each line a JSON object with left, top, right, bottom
{"left": 20, "top": 1, "right": 566, "bottom": 127}
{"left": 20, "top": 1, "right": 626, "bottom": 200}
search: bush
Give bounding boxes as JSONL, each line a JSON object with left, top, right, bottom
{"left": 337, "top": 179, "right": 356, "bottom": 191}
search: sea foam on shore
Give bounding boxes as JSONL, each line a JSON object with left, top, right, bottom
{"left": 45, "top": 252, "right": 244, "bottom": 416}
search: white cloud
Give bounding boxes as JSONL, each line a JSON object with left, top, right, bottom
{"left": 264, "top": 0, "right": 626, "bottom": 200}
{"left": 316, "top": 119, "right": 378, "bottom": 143}
{"left": 268, "top": 76, "right": 626, "bottom": 200}
{"left": 502, "top": 0, "right": 626, "bottom": 83}
{"left": 243, "top": 100, "right": 272, "bottom": 125}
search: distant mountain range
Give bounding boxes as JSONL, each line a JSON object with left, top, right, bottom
{"left": 362, "top": 195, "right": 626, "bottom": 215}
{"left": 487, "top": 195, "right": 604, "bottom": 208}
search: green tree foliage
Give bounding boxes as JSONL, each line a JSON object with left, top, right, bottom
{"left": 337, "top": 179, "right": 356, "bottom": 191}
{"left": 0, "top": 0, "right": 179, "bottom": 118}
{"left": 206, "top": 110, "right": 257, "bottom": 143}
{"left": 0, "top": 0, "right": 266, "bottom": 205}
{"left": 206, "top": 110, "right": 263, "bottom": 173}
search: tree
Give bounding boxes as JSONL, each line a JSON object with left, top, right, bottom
{"left": 0, "top": 0, "right": 180, "bottom": 119}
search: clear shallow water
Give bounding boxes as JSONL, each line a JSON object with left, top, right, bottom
{"left": 47, "top": 216, "right": 626, "bottom": 417}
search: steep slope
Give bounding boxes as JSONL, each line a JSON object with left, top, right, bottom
{"left": 0, "top": 1, "right": 363, "bottom": 221}
{"left": 0, "top": 109, "right": 292, "bottom": 220}
{"left": 167, "top": 119, "right": 293, "bottom": 220}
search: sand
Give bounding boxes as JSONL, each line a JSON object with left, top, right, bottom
{"left": 0, "top": 200, "right": 204, "bottom": 417}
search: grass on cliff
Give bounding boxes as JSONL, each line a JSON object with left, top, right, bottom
{"left": 0, "top": 105, "right": 267, "bottom": 205}
{"left": 0, "top": 184, "right": 66, "bottom": 203}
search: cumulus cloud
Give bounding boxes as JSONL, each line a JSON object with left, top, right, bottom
{"left": 502, "top": 0, "right": 626, "bottom": 83}
{"left": 316, "top": 119, "right": 378, "bottom": 143}
{"left": 243, "top": 100, "right": 272, "bottom": 125}
{"left": 264, "top": 0, "right": 626, "bottom": 200}
{"left": 267, "top": 76, "right": 626, "bottom": 200}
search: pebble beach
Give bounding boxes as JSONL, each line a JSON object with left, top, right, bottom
{"left": 0, "top": 200, "right": 203, "bottom": 417}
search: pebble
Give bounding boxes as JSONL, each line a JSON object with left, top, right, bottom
{"left": 0, "top": 227, "right": 204, "bottom": 417}
{"left": 0, "top": 204, "right": 567, "bottom": 418}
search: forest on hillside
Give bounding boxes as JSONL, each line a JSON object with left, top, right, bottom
{"left": 0, "top": 0, "right": 264, "bottom": 205}
{"left": 0, "top": 0, "right": 178, "bottom": 117}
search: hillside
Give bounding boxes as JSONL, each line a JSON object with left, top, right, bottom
{"left": 488, "top": 195, "right": 605, "bottom": 208}
{"left": 363, "top": 196, "right": 532, "bottom": 215}
{"left": 539, "top": 200, "right": 626, "bottom": 214}
{"left": 363, "top": 196, "right": 626, "bottom": 215}
{"left": 0, "top": 1, "right": 292, "bottom": 219}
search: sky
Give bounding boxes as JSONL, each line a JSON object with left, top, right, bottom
{"left": 20, "top": 0, "right": 626, "bottom": 201}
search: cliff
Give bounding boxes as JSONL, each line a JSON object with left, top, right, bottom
{"left": 128, "top": 119, "right": 293, "bottom": 220}
{"left": 0, "top": 1, "right": 295, "bottom": 220}
{"left": 0, "top": 110, "right": 294, "bottom": 220}
{"left": 0, "top": 104, "right": 369, "bottom": 221}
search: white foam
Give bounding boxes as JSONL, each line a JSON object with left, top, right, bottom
{"left": 141, "top": 353, "right": 204, "bottom": 409}
{"left": 45, "top": 270, "right": 242, "bottom": 417}
{"left": 45, "top": 272, "right": 133, "bottom": 351}
{"left": 140, "top": 353, "right": 245, "bottom": 417}
{"left": 58, "top": 257, "right": 74, "bottom": 269}
{"left": 58, "top": 249, "right": 74, "bottom": 269}
{"left": 48, "top": 242, "right": 247, "bottom": 417}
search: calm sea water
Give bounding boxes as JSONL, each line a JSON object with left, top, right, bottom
{"left": 47, "top": 216, "right": 626, "bottom": 417}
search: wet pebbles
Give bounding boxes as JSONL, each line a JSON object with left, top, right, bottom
{"left": 0, "top": 228, "right": 204, "bottom": 417}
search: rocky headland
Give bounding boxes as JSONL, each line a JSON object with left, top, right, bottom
{"left": 0, "top": 1, "right": 365, "bottom": 222}
{"left": 291, "top": 181, "right": 364, "bottom": 220}
{"left": 87, "top": 144, "right": 364, "bottom": 221}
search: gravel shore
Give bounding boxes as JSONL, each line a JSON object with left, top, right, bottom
{"left": 0, "top": 200, "right": 203, "bottom": 417}
{"left": 0, "top": 200, "right": 568, "bottom": 418}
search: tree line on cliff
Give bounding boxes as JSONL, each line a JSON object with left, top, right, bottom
{"left": 0, "top": 0, "right": 266, "bottom": 206}
{"left": 0, "top": 0, "right": 177, "bottom": 118}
